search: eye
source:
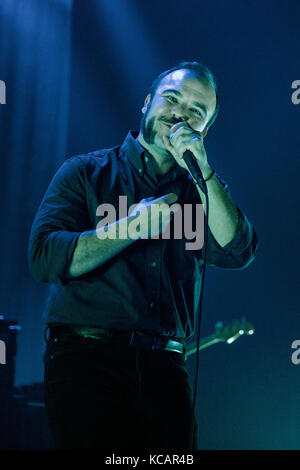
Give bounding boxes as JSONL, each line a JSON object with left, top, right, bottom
{"left": 164, "top": 95, "right": 178, "bottom": 103}
{"left": 191, "top": 108, "right": 203, "bottom": 118}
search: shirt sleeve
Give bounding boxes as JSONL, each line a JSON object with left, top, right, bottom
{"left": 199, "top": 174, "right": 258, "bottom": 269}
{"left": 205, "top": 205, "right": 258, "bottom": 269}
{"left": 28, "top": 156, "right": 91, "bottom": 284}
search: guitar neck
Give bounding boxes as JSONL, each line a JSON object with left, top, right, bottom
{"left": 185, "top": 334, "right": 222, "bottom": 358}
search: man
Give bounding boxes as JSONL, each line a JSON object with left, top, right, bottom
{"left": 28, "top": 61, "right": 258, "bottom": 450}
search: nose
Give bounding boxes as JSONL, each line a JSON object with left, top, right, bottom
{"left": 171, "top": 103, "right": 190, "bottom": 123}
{"left": 172, "top": 114, "right": 189, "bottom": 123}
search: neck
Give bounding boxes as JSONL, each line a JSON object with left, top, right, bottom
{"left": 137, "top": 131, "right": 176, "bottom": 176}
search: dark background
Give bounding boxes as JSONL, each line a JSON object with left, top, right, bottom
{"left": 0, "top": 0, "right": 300, "bottom": 450}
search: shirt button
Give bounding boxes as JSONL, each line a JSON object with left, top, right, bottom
{"left": 138, "top": 168, "right": 143, "bottom": 175}
{"left": 151, "top": 261, "right": 157, "bottom": 267}
{"left": 145, "top": 156, "right": 149, "bottom": 162}
{"left": 149, "top": 301, "right": 155, "bottom": 309}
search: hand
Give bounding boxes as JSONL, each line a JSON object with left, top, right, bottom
{"left": 128, "top": 193, "right": 180, "bottom": 239}
{"left": 162, "top": 121, "right": 212, "bottom": 179}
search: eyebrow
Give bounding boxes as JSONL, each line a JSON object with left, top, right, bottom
{"left": 161, "top": 89, "right": 208, "bottom": 117}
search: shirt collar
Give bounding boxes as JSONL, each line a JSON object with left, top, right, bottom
{"left": 120, "top": 130, "right": 188, "bottom": 182}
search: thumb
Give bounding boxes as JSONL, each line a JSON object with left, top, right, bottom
{"left": 162, "top": 192, "right": 178, "bottom": 205}
{"left": 162, "top": 135, "right": 174, "bottom": 153}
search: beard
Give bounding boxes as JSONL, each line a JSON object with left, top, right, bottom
{"left": 139, "top": 109, "right": 157, "bottom": 145}
{"left": 139, "top": 108, "right": 175, "bottom": 164}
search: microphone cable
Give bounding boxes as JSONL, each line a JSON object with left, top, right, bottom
{"left": 182, "top": 151, "right": 209, "bottom": 449}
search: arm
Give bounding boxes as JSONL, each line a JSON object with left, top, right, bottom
{"left": 28, "top": 156, "right": 140, "bottom": 283}
{"left": 163, "top": 123, "right": 258, "bottom": 269}
{"left": 68, "top": 192, "right": 178, "bottom": 278}
{"left": 196, "top": 170, "right": 258, "bottom": 269}
{"left": 163, "top": 123, "right": 239, "bottom": 247}
{"left": 194, "top": 169, "right": 239, "bottom": 247}
{"left": 28, "top": 157, "right": 88, "bottom": 283}
{"left": 67, "top": 218, "right": 137, "bottom": 278}
{"left": 28, "top": 155, "right": 177, "bottom": 282}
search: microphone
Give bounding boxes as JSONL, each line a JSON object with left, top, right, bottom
{"left": 182, "top": 150, "right": 208, "bottom": 194}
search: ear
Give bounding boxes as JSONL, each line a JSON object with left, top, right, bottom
{"left": 141, "top": 94, "right": 151, "bottom": 113}
{"left": 202, "top": 128, "right": 208, "bottom": 138}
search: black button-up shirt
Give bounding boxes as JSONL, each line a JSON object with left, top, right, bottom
{"left": 28, "top": 131, "right": 258, "bottom": 341}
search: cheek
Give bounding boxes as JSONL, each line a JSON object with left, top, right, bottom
{"left": 151, "top": 99, "right": 170, "bottom": 115}
{"left": 190, "top": 119, "right": 205, "bottom": 133}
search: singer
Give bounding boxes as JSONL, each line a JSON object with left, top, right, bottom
{"left": 28, "top": 61, "right": 258, "bottom": 450}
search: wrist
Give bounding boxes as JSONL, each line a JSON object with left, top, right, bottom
{"left": 201, "top": 165, "right": 214, "bottom": 181}
{"left": 204, "top": 168, "right": 215, "bottom": 182}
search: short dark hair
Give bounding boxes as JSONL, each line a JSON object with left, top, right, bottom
{"left": 148, "top": 61, "right": 220, "bottom": 130}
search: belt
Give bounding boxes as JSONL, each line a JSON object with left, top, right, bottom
{"left": 48, "top": 325, "right": 185, "bottom": 355}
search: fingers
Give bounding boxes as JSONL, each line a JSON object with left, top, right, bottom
{"left": 155, "top": 192, "right": 178, "bottom": 205}
{"left": 137, "top": 193, "right": 178, "bottom": 209}
{"left": 169, "top": 121, "right": 189, "bottom": 132}
{"left": 170, "top": 128, "right": 201, "bottom": 147}
{"left": 163, "top": 122, "right": 202, "bottom": 160}
{"left": 170, "top": 122, "right": 202, "bottom": 140}
{"left": 132, "top": 193, "right": 180, "bottom": 238}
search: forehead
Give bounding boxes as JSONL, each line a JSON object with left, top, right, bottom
{"left": 156, "top": 69, "right": 216, "bottom": 111}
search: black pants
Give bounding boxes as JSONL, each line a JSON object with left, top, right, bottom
{"left": 44, "top": 331, "right": 198, "bottom": 450}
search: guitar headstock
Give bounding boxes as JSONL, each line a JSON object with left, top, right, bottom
{"left": 214, "top": 317, "right": 255, "bottom": 344}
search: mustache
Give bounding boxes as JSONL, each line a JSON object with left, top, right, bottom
{"left": 160, "top": 118, "right": 181, "bottom": 126}
{"left": 159, "top": 118, "right": 200, "bottom": 135}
